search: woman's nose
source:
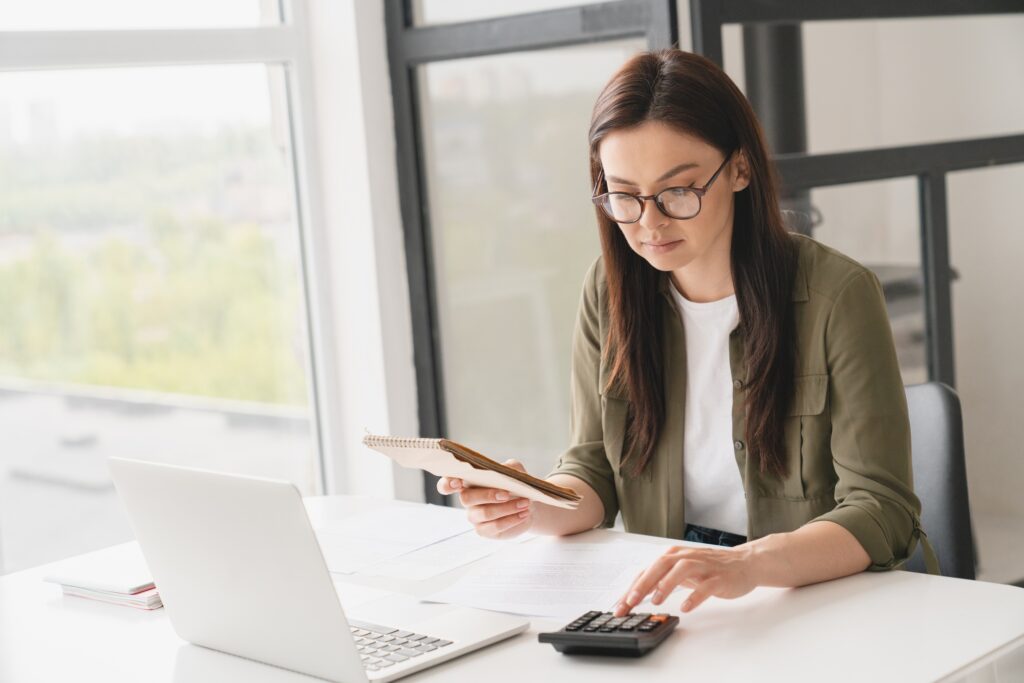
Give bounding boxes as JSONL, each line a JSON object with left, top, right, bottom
{"left": 638, "top": 196, "right": 670, "bottom": 230}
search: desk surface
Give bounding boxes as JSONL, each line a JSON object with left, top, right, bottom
{"left": 2, "top": 495, "right": 1023, "bottom": 683}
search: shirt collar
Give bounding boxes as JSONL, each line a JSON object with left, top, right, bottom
{"left": 656, "top": 255, "right": 809, "bottom": 302}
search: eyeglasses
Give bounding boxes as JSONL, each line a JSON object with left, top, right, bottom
{"left": 591, "top": 151, "right": 733, "bottom": 223}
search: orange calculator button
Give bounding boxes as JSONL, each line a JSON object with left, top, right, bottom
{"left": 649, "top": 615, "right": 669, "bottom": 623}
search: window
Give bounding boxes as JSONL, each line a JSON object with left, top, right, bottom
{"left": 411, "top": 0, "right": 605, "bottom": 26}
{"left": 0, "top": 0, "right": 278, "bottom": 30}
{"left": 417, "top": 42, "right": 644, "bottom": 474}
{"left": 386, "top": 1, "right": 673, "bottom": 500}
{"left": 0, "top": 6, "right": 331, "bottom": 574}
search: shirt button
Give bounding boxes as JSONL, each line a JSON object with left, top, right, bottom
{"left": 733, "top": 379, "right": 744, "bottom": 389}
{"left": 734, "top": 440, "right": 744, "bottom": 451}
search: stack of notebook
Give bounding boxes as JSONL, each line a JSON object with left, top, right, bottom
{"left": 43, "top": 543, "right": 163, "bottom": 610}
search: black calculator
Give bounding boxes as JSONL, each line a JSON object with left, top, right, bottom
{"left": 538, "top": 610, "right": 679, "bottom": 656}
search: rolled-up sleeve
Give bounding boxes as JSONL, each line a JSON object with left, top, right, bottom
{"left": 811, "top": 270, "right": 924, "bottom": 570}
{"left": 546, "top": 258, "right": 619, "bottom": 527}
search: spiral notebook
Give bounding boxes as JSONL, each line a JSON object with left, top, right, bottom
{"left": 362, "top": 435, "right": 581, "bottom": 509}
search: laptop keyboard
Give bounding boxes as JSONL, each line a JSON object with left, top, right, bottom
{"left": 348, "top": 619, "right": 454, "bottom": 672}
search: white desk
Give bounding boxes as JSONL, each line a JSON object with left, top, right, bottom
{"left": 2, "top": 495, "right": 1023, "bottom": 683}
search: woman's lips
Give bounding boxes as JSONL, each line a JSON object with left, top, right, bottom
{"left": 643, "top": 238, "right": 684, "bottom": 253}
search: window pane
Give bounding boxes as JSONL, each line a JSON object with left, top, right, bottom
{"left": 801, "top": 15, "right": 1024, "bottom": 154}
{"left": 417, "top": 41, "right": 644, "bottom": 477}
{"left": 802, "top": 177, "right": 927, "bottom": 384}
{"left": 0, "top": 0, "right": 278, "bottom": 30}
{"left": 719, "top": 16, "right": 1024, "bottom": 154}
{"left": 411, "top": 0, "right": 604, "bottom": 26}
{"left": 0, "top": 64, "right": 316, "bottom": 573}
{"left": 948, "top": 163, "right": 1024, "bottom": 583}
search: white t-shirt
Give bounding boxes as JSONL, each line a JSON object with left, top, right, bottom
{"left": 668, "top": 284, "right": 748, "bottom": 536}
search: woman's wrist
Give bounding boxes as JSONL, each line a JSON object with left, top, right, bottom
{"left": 742, "top": 532, "right": 791, "bottom": 588}
{"left": 740, "top": 522, "right": 872, "bottom": 589}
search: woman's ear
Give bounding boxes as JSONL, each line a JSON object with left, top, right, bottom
{"left": 731, "top": 149, "right": 751, "bottom": 193}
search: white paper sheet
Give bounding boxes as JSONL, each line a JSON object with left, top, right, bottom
{"left": 314, "top": 503, "right": 473, "bottom": 574}
{"left": 422, "top": 538, "right": 671, "bottom": 618}
{"left": 359, "top": 530, "right": 535, "bottom": 580}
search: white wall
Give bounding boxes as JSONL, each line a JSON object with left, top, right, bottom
{"left": 304, "top": 0, "right": 423, "bottom": 501}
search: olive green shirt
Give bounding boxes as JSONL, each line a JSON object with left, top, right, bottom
{"left": 548, "top": 233, "right": 933, "bottom": 572}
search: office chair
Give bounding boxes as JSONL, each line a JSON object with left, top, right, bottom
{"left": 904, "top": 382, "right": 976, "bottom": 580}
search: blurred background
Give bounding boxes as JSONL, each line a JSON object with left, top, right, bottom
{"left": 1, "top": 1, "right": 1021, "bottom": 588}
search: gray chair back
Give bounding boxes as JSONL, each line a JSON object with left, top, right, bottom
{"left": 904, "top": 382, "right": 975, "bottom": 579}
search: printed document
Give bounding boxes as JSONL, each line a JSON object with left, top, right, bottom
{"left": 423, "top": 538, "right": 671, "bottom": 618}
{"left": 314, "top": 503, "right": 472, "bottom": 574}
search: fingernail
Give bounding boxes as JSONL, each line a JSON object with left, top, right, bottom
{"left": 451, "top": 480, "right": 461, "bottom": 489}
{"left": 518, "top": 510, "right": 529, "bottom": 518}
{"left": 651, "top": 590, "right": 663, "bottom": 604}
{"left": 495, "top": 492, "right": 509, "bottom": 501}
{"left": 516, "top": 499, "right": 529, "bottom": 509}
{"left": 627, "top": 591, "right": 640, "bottom": 605}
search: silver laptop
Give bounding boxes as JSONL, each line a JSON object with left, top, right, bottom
{"left": 108, "top": 457, "right": 529, "bottom": 682}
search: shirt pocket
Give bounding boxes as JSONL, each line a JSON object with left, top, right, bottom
{"left": 782, "top": 373, "right": 830, "bottom": 500}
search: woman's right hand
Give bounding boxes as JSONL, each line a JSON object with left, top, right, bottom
{"left": 436, "top": 459, "right": 533, "bottom": 539}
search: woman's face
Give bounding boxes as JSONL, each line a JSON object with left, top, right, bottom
{"left": 597, "top": 120, "right": 749, "bottom": 275}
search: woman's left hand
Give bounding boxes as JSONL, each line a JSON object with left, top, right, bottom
{"left": 613, "top": 544, "right": 759, "bottom": 616}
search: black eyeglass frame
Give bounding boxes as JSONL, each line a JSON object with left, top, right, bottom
{"left": 591, "top": 151, "right": 735, "bottom": 223}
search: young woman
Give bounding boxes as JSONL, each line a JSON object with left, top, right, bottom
{"left": 438, "top": 48, "right": 937, "bottom": 616}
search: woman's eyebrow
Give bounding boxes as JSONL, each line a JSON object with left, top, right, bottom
{"left": 605, "top": 161, "right": 700, "bottom": 187}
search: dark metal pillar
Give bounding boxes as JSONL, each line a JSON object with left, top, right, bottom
{"left": 742, "top": 24, "right": 815, "bottom": 235}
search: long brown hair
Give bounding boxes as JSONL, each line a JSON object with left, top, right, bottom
{"left": 589, "top": 48, "right": 797, "bottom": 478}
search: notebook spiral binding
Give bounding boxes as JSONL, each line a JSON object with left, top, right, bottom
{"left": 362, "top": 435, "right": 442, "bottom": 450}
